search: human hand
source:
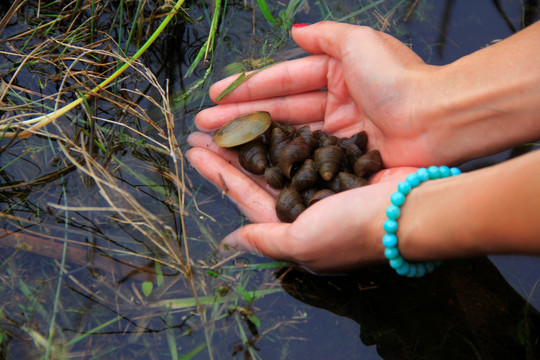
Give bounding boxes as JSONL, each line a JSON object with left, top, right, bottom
{"left": 195, "top": 21, "right": 445, "bottom": 168}
{"left": 187, "top": 132, "right": 418, "bottom": 273}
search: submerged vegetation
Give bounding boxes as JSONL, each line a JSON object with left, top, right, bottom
{"left": 0, "top": 0, "right": 539, "bottom": 359}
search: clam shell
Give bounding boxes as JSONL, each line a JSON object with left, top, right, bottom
{"left": 213, "top": 111, "right": 272, "bottom": 148}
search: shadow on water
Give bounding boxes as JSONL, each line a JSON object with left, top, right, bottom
{"left": 0, "top": 0, "right": 539, "bottom": 359}
{"left": 279, "top": 258, "right": 540, "bottom": 359}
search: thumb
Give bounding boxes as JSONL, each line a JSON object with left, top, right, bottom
{"left": 222, "top": 223, "right": 294, "bottom": 261}
{"left": 291, "top": 21, "right": 361, "bottom": 59}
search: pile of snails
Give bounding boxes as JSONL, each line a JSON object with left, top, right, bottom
{"left": 213, "top": 112, "right": 383, "bottom": 223}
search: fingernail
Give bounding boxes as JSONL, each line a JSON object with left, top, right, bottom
{"left": 292, "top": 23, "right": 310, "bottom": 29}
{"left": 222, "top": 230, "right": 261, "bottom": 255}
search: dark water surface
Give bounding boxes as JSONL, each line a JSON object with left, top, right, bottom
{"left": 1, "top": 0, "right": 539, "bottom": 359}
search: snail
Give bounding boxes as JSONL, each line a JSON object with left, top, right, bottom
{"left": 238, "top": 137, "right": 268, "bottom": 175}
{"left": 313, "top": 145, "right": 345, "bottom": 181}
{"left": 275, "top": 188, "right": 306, "bottom": 223}
{"left": 213, "top": 112, "right": 384, "bottom": 223}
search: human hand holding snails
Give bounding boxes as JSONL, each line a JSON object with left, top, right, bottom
{"left": 187, "top": 131, "right": 418, "bottom": 272}
{"left": 187, "top": 20, "right": 540, "bottom": 272}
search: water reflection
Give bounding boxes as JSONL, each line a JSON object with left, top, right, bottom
{"left": 434, "top": 0, "right": 539, "bottom": 57}
{"left": 279, "top": 258, "right": 540, "bottom": 359}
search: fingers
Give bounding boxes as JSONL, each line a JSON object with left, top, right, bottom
{"left": 291, "top": 21, "right": 362, "bottom": 59}
{"left": 187, "top": 132, "right": 283, "bottom": 196}
{"left": 208, "top": 55, "right": 330, "bottom": 103}
{"left": 194, "top": 91, "right": 327, "bottom": 132}
{"left": 185, "top": 146, "right": 280, "bottom": 223}
{"left": 187, "top": 132, "right": 240, "bottom": 163}
{"left": 222, "top": 223, "right": 295, "bottom": 262}
{"left": 292, "top": 21, "right": 424, "bottom": 70}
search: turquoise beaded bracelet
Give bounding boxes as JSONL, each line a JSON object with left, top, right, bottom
{"left": 383, "top": 166, "right": 462, "bottom": 277}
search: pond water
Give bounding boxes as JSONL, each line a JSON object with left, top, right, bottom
{"left": 0, "top": 0, "right": 539, "bottom": 359}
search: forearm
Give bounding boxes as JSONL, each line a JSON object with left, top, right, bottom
{"left": 420, "top": 21, "right": 540, "bottom": 165}
{"left": 398, "top": 150, "right": 540, "bottom": 261}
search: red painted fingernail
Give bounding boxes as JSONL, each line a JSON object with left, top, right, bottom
{"left": 292, "top": 23, "right": 309, "bottom": 29}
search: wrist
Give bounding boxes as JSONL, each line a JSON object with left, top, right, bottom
{"left": 415, "top": 23, "right": 540, "bottom": 165}
{"left": 382, "top": 166, "right": 462, "bottom": 276}
{"left": 396, "top": 150, "right": 540, "bottom": 262}
{"left": 395, "top": 172, "right": 479, "bottom": 261}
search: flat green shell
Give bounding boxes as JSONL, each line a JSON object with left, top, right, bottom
{"left": 213, "top": 111, "right": 272, "bottom": 148}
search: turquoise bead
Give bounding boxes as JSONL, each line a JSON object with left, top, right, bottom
{"left": 386, "top": 205, "right": 401, "bottom": 220}
{"left": 395, "top": 262, "right": 410, "bottom": 275}
{"left": 383, "top": 167, "right": 461, "bottom": 278}
{"left": 439, "top": 166, "right": 451, "bottom": 178}
{"left": 384, "top": 219, "right": 398, "bottom": 233}
{"left": 428, "top": 166, "right": 442, "bottom": 179}
{"left": 382, "top": 234, "right": 398, "bottom": 247}
{"left": 397, "top": 181, "right": 411, "bottom": 195}
{"left": 416, "top": 168, "right": 430, "bottom": 182}
{"left": 389, "top": 256, "right": 404, "bottom": 269}
{"left": 415, "top": 263, "right": 426, "bottom": 277}
{"left": 406, "top": 263, "right": 417, "bottom": 277}
{"left": 450, "top": 167, "right": 461, "bottom": 176}
{"left": 384, "top": 247, "right": 399, "bottom": 259}
{"left": 390, "top": 192, "right": 405, "bottom": 206}
{"left": 406, "top": 173, "right": 420, "bottom": 188}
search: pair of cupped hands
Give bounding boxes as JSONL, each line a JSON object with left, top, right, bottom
{"left": 187, "top": 21, "right": 453, "bottom": 273}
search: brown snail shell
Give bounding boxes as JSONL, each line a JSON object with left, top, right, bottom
{"left": 345, "top": 143, "right": 364, "bottom": 167}
{"left": 313, "top": 145, "right": 345, "bottom": 181}
{"left": 276, "top": 188, "right": 306, "bottom": 223}
{"left": 320, "top": 135, "right": 339, "bottom": 147}
{"left": 337, "top": 131, "right": 368, "bottom": 152}
{"left": 338, "top": 172, "right": 368, "bottom": 191}
{"left": 278, "top": 136, "right": 311, "bottom": 179}
{"left": 324, "top": 176, "right": 341, "bottom": 193}
{"left": 296, "top": 125, "right": 318, "bottom": 153}
{"left": 313, "top": 130, "right": 327, "bottom": 142}
{"left": 307, "top": 189, "right": 335, "bottom": 207}
{"left": 272, "top": 121, "right": 296, "bottom": 137}
{"left": 353, "top": 150, "right": 382, "bottom": 178}
{"left": 265, "top": 166, "right": 287, "bottom": 189}
{"left": 269, "top": 127, "right": 293, "bottom": 165}
{"left": 213, "top": 111, "right": 272, "bottom": 148}
{"left": 217, "top": 113, "right": 384, "bottom": 221}
{"left": 238, "top": 138, "right": 268, "bottom": 175}
{"left": 291, "top": 159, "right": 319, "bottom": 191}
{"left": 301, "top": 187, "right": 318, "bottom": 205}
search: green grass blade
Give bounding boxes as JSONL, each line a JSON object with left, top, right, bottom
{"left": 151, "top": 288, "right": 282, "bottom": 310}
{"left": 166, "top": 326, "right": 179, "bottom": 360}
{"left": 179, "top": 343, "right": 206, "bottom": 360}
{"left": 215, "top": 61, "right": 281, "bottom": 102}
{"left": 45, "top": 182, "right": 70, "bottom": 360}
{"left": 184, "top": 0, "right": 221, "bottom": 78}
{"left": 256, "top": 0, "right": 277, "bottom": 24}
{"left": 337, "top": 0, "right": 384, "bottom": 22}
{"left": 66, "top": 316, "right": 120, "bottom": 347}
